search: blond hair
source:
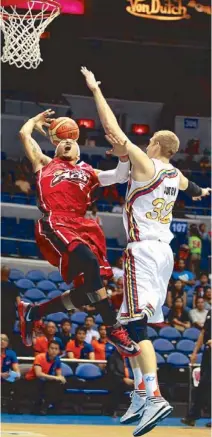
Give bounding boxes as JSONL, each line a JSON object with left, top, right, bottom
{"left": 153, "top": 130, "right": 180, "bottom": 158}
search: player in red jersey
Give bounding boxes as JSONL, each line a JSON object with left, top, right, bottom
{"left": 17, "top": 109, "right": 140, "bottom": 358}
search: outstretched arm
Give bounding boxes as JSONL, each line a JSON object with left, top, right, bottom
{"left": 81, "top": 67, "right": 154, "bottom": 181}
{"left": 95, "top": 156, "right": 130, "bottom": 186}
{"left": 19, "top": 109, "right": 54, "bottom": 172}
{"left": 178, "top": 170, "right": 211, "bottom": 200}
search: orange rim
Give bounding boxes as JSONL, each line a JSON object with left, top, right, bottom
{"left": 0, "top": 0, "right": 61, "bottom": 20}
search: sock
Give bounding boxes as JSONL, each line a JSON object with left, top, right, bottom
{"left": 143, "top": 373, "right": 161, "bottom": 397}
{"left": 94, "top": 298, "right": 118, "bottom": 326}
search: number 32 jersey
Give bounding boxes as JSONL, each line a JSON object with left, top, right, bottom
{"left": 123, "top": 158, "right": 180, "bottom": 244}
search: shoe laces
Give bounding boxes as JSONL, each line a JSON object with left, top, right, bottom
{"left": 112, "top": 327, "right": 131, "bottom": 346}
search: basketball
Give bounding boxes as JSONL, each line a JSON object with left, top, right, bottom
{"left": 48, "top": 117, "right": 80, "bottom": 146}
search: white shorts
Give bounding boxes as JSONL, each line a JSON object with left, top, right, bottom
{"left": 117, "top": 240, "right": 174, "bottom": 324}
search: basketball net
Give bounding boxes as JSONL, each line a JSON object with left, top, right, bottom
{"left": 0, "top": 0, "right": 60, "bottom": 69}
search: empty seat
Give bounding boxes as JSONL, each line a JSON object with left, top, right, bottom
{"left": 2, "top": 217, "right": 17, "bottom": 227}
{"left": 153, "top": 339, "right": 175, "bottom": 355}
{"left": 46, "top": 312, "right": 68, "bottom": 323}
{"left": 183, "top": 328, "right": 200, "bottom": 341}
{"left": 176, "top": 339, "right": 195, "bottom": 355}
{"left": 71, "top": 312, "right": 87, "bottom": 325}
{"left": 95, "top": 314, "right": 103, "bottom": 325}
{"left": 1, "top": 194, "right": 12, "bottom": 203}
{"left": 196, "top": 353, "right": 203, "bottom": 364}
{"left": 156, "top": 352, "right": 165, "bottom": 366}
{"left": 159, "top": 327, "right": 181, "bottom": 341}
{"left": 11, "top": 195, "right": 28, "bottom": 205}
{"left": 106, "top": 238, "right": 119, "bottom": 248}
{"left": 71, "top": 323, "right": 78, "bottom": 335}
{"left": 48, "top": 271, "right": 63, "bottom": 283}
{"left": 19, "top": 219, "right": 35, "bottom": 239}
{"left": 24, "top": 288, "right": 46, "bottom": 302}
{"left": 1, "top": 239, "right": 18, "bottom": 256}
{"left": 15, "top": 278, "right": 35, "bottom": 290}
{"left": 9, "top": 269, "right": 25, "bottom": 281}
{"left": 61, "top": 363, "right": 73, "bottom": 377}
{"left": 18, "top": 241, "right": 40, "bottom": 258}
{"left": 147, "top": 326, "right": 158, "bottom": 340}
{"left": 75, "top": 363, "right": 102, "bottom": 380}
{"left": 26, "top": 270, "right": 46, "bottom": 282}
{"left": 37, "top": 280, "right": 57, "bottom": 292}
{"left": 48, "top": 290, "right": 62, "bottom": 299}
{"left": 59, "top": 282, "right": 71, "bottom": 291}
{"left": 167, "top": 352, "right": 189, "bottom": 367}
{"left": 13, "top": 321, "right": 20, "bottom": 334}
{"left": 162, "top": 306, "right": 170, "bottom": 318}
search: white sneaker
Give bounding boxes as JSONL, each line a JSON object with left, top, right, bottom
{"left": 120, "top": 391, "right": 146, "bottom": 425}
{"left": 133, "top": 396, "right": 173, "bottom": 436}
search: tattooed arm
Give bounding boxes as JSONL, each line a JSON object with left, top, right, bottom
{"left": 19, "top": 109, "right": 55, "bottom": 172}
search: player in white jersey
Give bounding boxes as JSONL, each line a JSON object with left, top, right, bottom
{"left": 81, "top": 67, "right": 211, "bottom": 436}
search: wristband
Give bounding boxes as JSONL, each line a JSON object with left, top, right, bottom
{"left": 185, "top": 181, "right": 202, "bottom": 197}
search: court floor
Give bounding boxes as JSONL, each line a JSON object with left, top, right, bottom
{"left": 1, "top": 415, "right": 210, "bottom": 437}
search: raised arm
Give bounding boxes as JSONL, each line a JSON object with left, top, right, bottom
{"left": 178, "top": 170, "right": 211, "bottom": 200}
{"left": 81, "top": 67, "right": 154, "bottom": 182}
{"left": 95, "top": 156, "right": 130, "bottom": 186}
{"left": 19, "top": 109, "right": 55, "bottom": 173}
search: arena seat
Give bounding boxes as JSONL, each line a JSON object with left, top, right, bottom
{"left": 13, "top": 321, "right": 20, "bottom": 334}
{"left": 183, "top": 328, "right": 200, "bottom": 341}
{"left": 71, "top": 312, "right": 87, "bottom": 325}
{"left": 61, "top": 363, "right": 73, "bottom": 377}
{"left": 1, "top": 239, "right": 18, "bottom": 256}
{"left": 147, "top": 326, "right": 158, "bottom": 340}
{"left": 38, "top": 299, "right": 50, "bottom": 304}
{"left": 24, "top": 288, "right": 46, "bottom": 302}
{"left": 1, "top": 194, "right": 12, "bottom": 203}
{"left": 95, "top": 315, "right": 103, "bottom": 325}
{"left": 46, "top": 312, "right": 68, "bottom": 323}
{"left": 48, "top": 289, "right": 62, "bottom": 299}
{"left": 15, "top": 278, "right": 35, "bottom": 290}
{"left": 18, "top": 241, "right": 41, "bottom": 258}
{"left": 11, "top": 194, "right": 28, "bottom": 205}
{"left": 9, "top": 269, "right": 25, "bottom": 281}
{"left": 71, "top": 323, "right": 78, "bottom": 335}
{"left": 59, "top": 282, "right": 71, "bottom": 291}
{"left": 186, "top": 296, "right": 193, "bottom": 308}
{"left": 48, "top": 271, "right": 63, "bottom": 283}
{"left": 167, "top": 352, "right": 189, "bottom": 367}
{"left": 156, "top": 352, "right": 165, "bottom": 365}
{"left": 176, "top": 339, "right": 195, "bottom": 355}
{"left": 2, "top": 217, "right": 17, "bottom": 227}
{"left": 26, "top": 270, "right": 46, "bottom": 282}
{"left": 106, "top": 238, "right": 119, "bottom": 248}
{"left": 75, "top": 363, "right": 103, "bottom": 380}
{"left": 162, "top": 305, "right": 170, "bottom": 318}
{"left": 159, "top": 327, "right": 182, "bottom": 341}
{"left": 37, "top": 280, "right": 57, "bottom": 292}
{"left": 196, "top": 353, "right": 203, "bottom": 364}
{"left": 153, "top": 339, "right": 175, "bottom": 355}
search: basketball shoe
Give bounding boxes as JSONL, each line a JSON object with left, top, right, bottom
{"left": 107, "top": 325, "right": 140, "bottom": 357}
{"left": 120, "top": 391, "right": 146, "bottom": 424}
{"left": 133, "top": 396, "right": 173, "bottom": 436}
{"left": 17, "top": 301, "right": 35, "bottom": 347}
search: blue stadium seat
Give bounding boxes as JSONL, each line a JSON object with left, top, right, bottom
{"left": 75, "top": 363, "right": 103, "bottom": 380}
{"left": 71, "top": 312, "right": 87, "bottom": 325}
{"left": 13, "top": 321, "right": 20, "bottom": 334}
{"left": 183, "top": 328, "right": 200, "bottom": 341}
{"left": 176, "top": 339, "right": 195, "bottom": 355}
{"left": 29, "top": 197, "right": 37, "bottom": 206}
{"left": 37, "top": 280, "right": 57, "bottom": 292}
{"left": 71, "top": 323, "right": 78, "bottom": 335}
{"left": 1, "top": 223, "right": 11, "bottom": 237}
{"left": 159, "top": 327, "right": 181, "bottom": 341}
{"left": 156, "top": 352, "right": 165, "bottom": 366}
{"left": 9, "top": 269, "right": 25, "bottom": 281}
{"left": 46, "top": 312, "right": 68, "bottom": 323}
{"left": 95, "top": 315, "right": 103, "bottom": 325}
{"left": 2, "top": 217, "right": 17, "bottom": 227}
{"left": 26, "top": 270, "right": 46, "bottom": 282}
{"left": 162, "top": 305, "right": 170, "bottom": 318}
{"left": 59, "top": 282, "right": 72, "bottom": 291}
{"left": 167, "top": 352, "right": 189, "bottom": 367}
{"left": 11, "top": 195, "right": 28, "bottom": 205}
{"left": 15, "top": 278, "right": 35, "bottom": 290}
{"left": 196, "top": 353, "right": 203, "bottom": 364}
{"left": 61, "top": 363, "right": 73, "bottom": 377}
{"left": 19, "top": 219, "right": 35, "bottom": 239}
{"left": 48, "top": 271, "right": 63, "bottom": 283}
{"left": 22, "top": 297, "right": 33, "bottom": 304}
{"left": 147, "top": 326, "right": 158, "bottom": 340}
{"left": 48, "top": 290, "right": 62, "bottom": 299}
{"left": 107, "top": 249, "right": 123, "bottom": 265}
{"left": 1, "top": 239, "right": 18, "bottom": 256}
{"left": 39, "top": 299, "right": 50, "bottom": 304}
{"left": 153, "top": 339, "right": 175, "bottom": 355}
{"left": 186, "top": 296, "right": 193, "bottom": 308}
{"left": 1, "top": 194, "right": 12, "bottom": 203}
{"left": 106, "top": 238, "right": 119, "bottom": 248}
{"left": 18, "top": 241, "right": 41, "bottom": 258}
{"left": 24, "top": 288, "right": 46, "bottom": 302}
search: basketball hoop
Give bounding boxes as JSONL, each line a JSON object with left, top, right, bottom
{"left": 0, "top": 0, "right": 61, "bottom": 69}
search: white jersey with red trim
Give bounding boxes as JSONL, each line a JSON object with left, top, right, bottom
{"left": 123, "top": 158, "right": 180, "bottom": 244}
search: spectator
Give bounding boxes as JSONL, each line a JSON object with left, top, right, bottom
{"left": 172, "top": 259, "right": 195, "bottom": 291}
{"left": 33, "top": 321, "right": 63, "bottom": 355}
{"left": 111, "top": 277, "right": 124, "bottom": 311}
{"left": 204, "top": 287, "right": 211, "bottom": 311}
{"left": 188, "top": 225, "right": 202, "bottom": 276}
{"left": 195, "top": 272, "right": 210, "bottom": 289}
{"left": 199, "top": 223, "right": 209, "bottom": 240}
{"left": 193, "top": 285, "right": 205, "bottom": 308}
{"left": 112, "top": 196, "right": 125, "bottom": 214}
{"left": 57, "top": 319, "right": 73, "bottom": 350}
{"left": 66, "top": 327, "right": 94, "bottom": 360}
{"left": 166, "top": 279, "right": 186, "bottom": 308}
{"left": 25, "top": 341, "right": 65, "bottom": 414}
{"left": 1, "top": 173, "right": 15, "bottom": 195}
{"left": 1, "top": 334, "right": 20, "bottom": 412}
{"left": 89, "top": 203, "right": 103, "bottom": 228}
{"left": 85, "top": 138, "right": 96, "bottom": 147}
{"left": 167, "top": 297, "right": 191, "bottom": 332}
{"left": 112, "top": 255, "right": 124, "bottom": 281}
{"left": 1, "top": 266, "right": 19, "bottom": 343}
{"left": 84, "top": 316, "right": 100, "bottom": 343}
{"left": 189, "top": 297, "right": 208, "bottom": 330}
{"left": 92, "top": 324, "right": 115, "bottom": 367}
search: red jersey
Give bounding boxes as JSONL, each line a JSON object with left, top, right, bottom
{"left": 36, "top": 159, "right": 99, "bottom": 215}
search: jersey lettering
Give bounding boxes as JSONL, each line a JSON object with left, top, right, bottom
{"left": 51, "top": 169, "right": 90, "bottom": 187}
{"left": 146, "top": 198, "right": 175, "bottom": 224}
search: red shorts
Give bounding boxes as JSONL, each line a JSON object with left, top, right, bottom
{"left": 35, "top": 211, "right": 112, "bottom": 285}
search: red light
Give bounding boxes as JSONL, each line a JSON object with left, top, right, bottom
{"left": 77, "top": 119, "right": 95, "bottom": 129}
{"left": 131, "top": 124, "right": 150, "bottom": 135}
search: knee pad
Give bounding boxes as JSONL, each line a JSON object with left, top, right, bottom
{"left": 126, "top": 319, "right": 148, "bottom": 343}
